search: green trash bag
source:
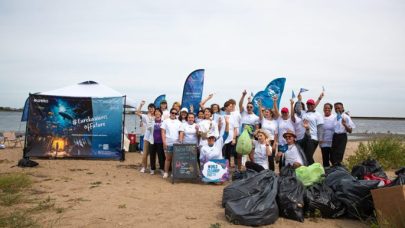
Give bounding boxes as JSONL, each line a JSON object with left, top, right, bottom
{"left": 236, "top": 125, "right": 253, "bottom": 155}
{"left": 295, "top": 163, "right": 325, "bottom": 187}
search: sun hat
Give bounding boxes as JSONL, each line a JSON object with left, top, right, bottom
{"left": 283, "top": 130, "right": 297, "bottom": 139}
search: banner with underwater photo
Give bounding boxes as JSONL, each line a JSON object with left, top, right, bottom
{"left": 26, "top": 94, "right": 123, "bottom": 159}
{"left": 181, "top": 69, "right": 204, "bottom": 115}
{"left": 252, "top": 78, "right": 286, "bottom": 115}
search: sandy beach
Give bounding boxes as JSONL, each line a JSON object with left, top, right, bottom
{"left": 0, "top": 142, "right": 368, "bottom": 228}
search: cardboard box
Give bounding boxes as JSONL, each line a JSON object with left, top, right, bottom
{"left": 371, "top": 185, "right": 405, "bottom": 228}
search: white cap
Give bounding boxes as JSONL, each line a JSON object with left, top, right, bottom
{"left": 180, "top": 107, "right": 188, "bottom": 113}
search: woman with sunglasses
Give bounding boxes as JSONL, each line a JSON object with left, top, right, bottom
{"left": 281, "top": 130, "right": 307, "bottom": 168}
{"left": 239, "top": 90, "right": 260, "bottom": 134}
{"left": 136, "top": 101, "right": 155, "bottom": 173}
{"left": 161, "top": 108, "right": 182, "bottom": 178}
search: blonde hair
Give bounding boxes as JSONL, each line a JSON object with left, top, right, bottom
{"left": 254, "top": 129, "right": 269, "bottom": 139}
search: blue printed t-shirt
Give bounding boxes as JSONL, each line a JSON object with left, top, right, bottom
{"left": 153, "top": 119, "right": 163, "bottom": 144}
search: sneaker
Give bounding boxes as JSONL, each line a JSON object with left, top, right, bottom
{"left": 163, "top": 173, "right": 169, "bottom": 179}
{"left": 150, "top": 170, "right": 155, "bottom": 175}
{"left": 140, "top": 167, "right": 146, "bottom": 173}
{"left": 159, "top": 169, "right": 165, "bottom": 175}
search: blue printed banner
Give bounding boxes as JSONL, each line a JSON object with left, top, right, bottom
{"left": 252, "top": 78, "right": 286, "bottom": 115}
{"left": 154, "top": 94, "right": 166, "bottom": 109}
{"left": 26, "top": 94, "right": 124, "bottom": 159}
{"left": 201, "top": 159, "right": 229, "bottom": 183}
{"left": 181, "top": 69, "right": 204, "bottom": 114}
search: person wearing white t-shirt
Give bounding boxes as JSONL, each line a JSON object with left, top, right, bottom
{"left": 220, "top": 100, "right": 239, "bottom": 169}
{"left": 245, "top": 129, "right": 272, "bottom": 172}
{"left": 258, "top": 100, "right": 278, "bottom": 171}
{"left": 239, "top": 90, "right": 260, "bottom": 135}
{"left": 161, "top": 108, "right": 182, "bottom": 178}
{"left": 198, "top": 108, "right": 219, "bottom": 148}
{"left": 179, "top": 113, "right": 199, "bottom": 145}
{"left": 136, "top": 101, "right": 155, "bottom": 173}
{"left": 160, "top": 100, "right": 170, "bottom": 120}
{"left": 199, "top": 116, "right": 230, "bottom": 167}
{"left": 300, "top": 99, "right": 324, "bottom": 165}
{"left": 320, "top": 103, "right": 336, "bottom": 167}
{"left": 331, "top": 102, "right": 356, "bottom": 165}
{"left": 282, "top": 130, "right": 307, "bottom": 168}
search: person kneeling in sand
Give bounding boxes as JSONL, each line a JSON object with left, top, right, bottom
{"left": 277, "top": 130, "right": 307, "bottom": 169}
{"left": 245, "top": 129, "right": 272, "bottom": 172}
{"left": 199, "top": 116, "right": 230, "bottom": 167}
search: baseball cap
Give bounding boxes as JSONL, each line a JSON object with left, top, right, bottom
{"left": 306, "top": 99, "right": 315, "bottom": 105}
{"left": 281, "top": 107, "right": 289, "bottom": 113}
{"left": 180, "top": 107, "right": 188, "bottom": 113}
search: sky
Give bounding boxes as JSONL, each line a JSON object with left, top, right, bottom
{"left": 0, "top": 0, "right": 404, "bottom": 117}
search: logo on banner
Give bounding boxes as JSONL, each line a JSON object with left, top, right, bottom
{"left": 33, "top": 98, "right": 48, "bottom": 103}
{"left": 201, "top": 159, "right": 229, "bottom": 183}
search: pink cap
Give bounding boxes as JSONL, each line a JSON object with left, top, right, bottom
{"left": 306, "top": 99, "right": 315, "bottom": 105}
{"left": 281, "top": 107, "right": 289, "bottom": 113}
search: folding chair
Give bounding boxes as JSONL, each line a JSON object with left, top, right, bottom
{"left": 3, "top": 131, "right": 23, "bottom": 148}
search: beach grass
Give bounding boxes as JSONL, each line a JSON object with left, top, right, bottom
{"left": 345, "top": 136, "right": 405, "bottom": 170}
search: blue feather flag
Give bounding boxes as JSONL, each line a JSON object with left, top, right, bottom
{"left": 292, "top": 90, "right": 296, "bottom": 99}
{"left": 181, "top": 69, "right": 205, "bottom": 114}
{"left": 154, "top": 94, "right": 166, "bottom": 109}
{"left": 252, "top": 78, "right": 286, "bottom": 115}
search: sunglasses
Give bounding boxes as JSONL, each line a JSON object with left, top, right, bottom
{"left": 171, "top": 112, "right": 177, "bottom": 115}
{"left": 247, "top": 106, "right": 253, "bottom": 109}
{"left": 286, "top": 136, "right": 294, "bottom": 139}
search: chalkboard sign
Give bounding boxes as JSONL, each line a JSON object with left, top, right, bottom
{"left": 172, "top": 144, "right": 199, "bottom": 183}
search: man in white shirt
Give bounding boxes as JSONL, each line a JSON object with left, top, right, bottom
{"left": 331, "top": 102, "right": 356, "bottom": 165}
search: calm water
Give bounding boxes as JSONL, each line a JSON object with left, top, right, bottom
{"left": 1, "top": 111, "right": 405, "bottom": 135}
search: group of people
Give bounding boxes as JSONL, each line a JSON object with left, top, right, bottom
{"left": 135, "top": 90, "right": 356, "bottom": 178}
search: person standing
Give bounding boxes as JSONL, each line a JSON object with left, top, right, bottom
{"left": 331, "top": 102, "right": 356, "bottom": 165}
{"left": 221, "top": 100, "right": 239, "bottom": 169}
{"left": 149, "top": 109, "right": 165, "bottom": 175}
{"left": 160, "top": 100, "right": 170, "bottom": 120}
{"left": 258, "top": 101, "right": 278, "bottom": 171}
{"left": 136, "top": 101, "right": 155, "bottom": 173}
{"left": 301, "top": 98, "right": 324, "bottom": 165}
{"left": 320, "top": 103, "right": 335, "bottom": 167}
{"left": 239, "top": 90, "right": 260, "bottom": 134}
{"left": 161, "top": 108, "right": 182, "bottom": 178}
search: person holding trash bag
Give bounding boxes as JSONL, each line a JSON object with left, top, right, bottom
{"left": 245, "top": 129, "right": 272, "bottom": 172}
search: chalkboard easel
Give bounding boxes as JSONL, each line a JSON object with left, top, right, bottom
{"left": 171, "top": 144, "right": 199, "bottom": 184}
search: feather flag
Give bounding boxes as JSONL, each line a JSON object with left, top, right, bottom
{"left": 252, "top": 78, "right": 286, "bottom": 115}
{"left": 153, "top": 94, "right": 166, "bottom": 109}
{"left": 292, "top": 90, "right": 296, "bottom": 99}
{"left": 181, "top": 69, "right": 205, "bottom": 114}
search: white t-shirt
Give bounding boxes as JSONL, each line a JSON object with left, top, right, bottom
{"left": 198, "top": 119, "right": 219, "bottom": 147}
{"left": 321, "top": 114, "right": 336, "bottom": 147}
{"left": 160, "top": 118, "right": 181, "bottom": 146}
{"left": 162, "top": 109, "right": 170, "bottom": 120}
{"left": 219, "top": 114, "right": 238, "bottom": 144}
{"left": 180, "top": 122, "right": 198, "bottom": 144}
{"left": 231, "top": 111, "right": 241, "bottom": 135}
{"left": 199, "top": 138, "right": 224, "bottom": 163}
{"left": 141, "top": 114, "right": 155, "bottom": 143}
{"left": 252, "top": 141, "right": 270, "bottom": 169}
{"left": 334, "top": 113, "right": 356, "bottom": 134}
{"left": 240, "top": 111, "right": 259, "bottom": 133}
{"left": 261, "top": 118, "right": 278, "bottom": 141}
{"left": 284, "top": 144, "right": 304, "bottom": 166}
{"left": 277, "top": 117, "right": 295, "bottom": 146}
{"left": 302, "top": 111, "right": 324, "bottom": 141}
{"left": 293, "top": 115, "right": 306, "bottom": 141}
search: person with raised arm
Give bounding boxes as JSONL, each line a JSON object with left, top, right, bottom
{"left": 199, "top": 93, "right": 214, "bottom": 110}
{"left": 149, "top": 109, "right": 165, "bottom": 175}
{"left": 136, "top": 101, "right": 155, "bottom": 173}
{"left": 198, "top": 108, "right": 219, "bottom": 148}
{"left": 331, "top": 102, "right": 356, "bottom": 165}
{"left": 258, "top": 100, "right": 278, "bottom": 171}
{"left": 274, "top": 95, "right": 295, "bottom": 169}
{"left": 290, "top": 97, "right": 307, "bottom": 149}
{"left": 199, "top": 115, "right": 230, "bottom": 166}
{"left": 161, "top": 108, "right": 182, "bottom": 178}
{"left": 220, "top": 100, "right": 239, "bottom": 169}
{"left": 239, "top": 90, "right": 260, "bottom": 134}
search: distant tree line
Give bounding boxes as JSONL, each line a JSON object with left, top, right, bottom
{"left": 0, "top": 107, "right": 23, "bottom": 112}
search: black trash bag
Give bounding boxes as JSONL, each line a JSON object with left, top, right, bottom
{"left": 334, "top": 179, "right": 380, "bottom": 219}
{"left": 324, "top": 165, "right": 356, "bottom": 191}
{"left": 351, "top": 159, "right": 388, "bottom": 180}
{"left": 222, "top": 170, "right": 274, "bottom": 207}
{"left": 279, "top": 165, "right": 296, "bottom": 177}
{"left": 277, "top": 176, "right": 305, "bottom": 222}
{"left": 386, "top": 167, "right": 405, "bottom": 187}
{"left": 225, "top": 171, "right": 279, "bottom": 226}
{"left": 17, "top": 158, "right": 38, "bottom": 167}
{"left": 305, "top": 183, "right": 346, "bottom": 218}
{"left": 232, "top": 169, "right": 257, "bottom": 181}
